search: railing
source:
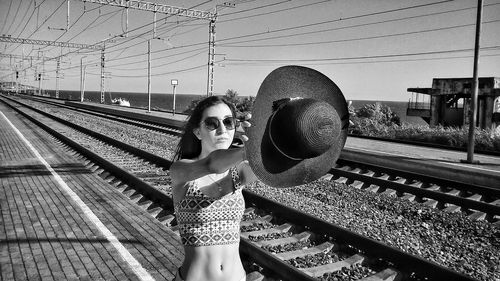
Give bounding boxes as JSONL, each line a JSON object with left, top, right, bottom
{"left": 407, "top": 101, "right": 431, "bottom": 110}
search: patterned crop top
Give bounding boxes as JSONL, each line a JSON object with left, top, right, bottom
{"left": 174, "top": 167, "right": 245, "bottom": 246}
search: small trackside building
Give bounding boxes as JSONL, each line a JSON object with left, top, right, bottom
{"left": 406, "top": 77, "right": 500, "bottom": 131}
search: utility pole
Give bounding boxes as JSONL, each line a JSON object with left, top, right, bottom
{"left": 463, "top": 0, "right": 483, "bottom": 164}
{"left": 55, "top": 57, "right": 61, "bottom": 98}
{"left": 40, "top": 51, "right": 45, "bottom": 96}
{"left": 80, "top": 56, "right": 87, "bottom": 102}
{"left": 147, "top": 39, "right": 151, "bottom": 112}
{"left": 207, "top": 3, "right": 235, "bottom": 96}
{"left": 171, "top": 79, "right": 178, "bottom": 115}
{"left": 100, "top": 48, "right": 105, "bottom": 103}
{"left": 207, "top": 19, "right": 216, "bottom": 96}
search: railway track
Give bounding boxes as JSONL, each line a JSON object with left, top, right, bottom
{"left": 329, "top": 160, "right": 500, "bottom": 223}
{"left": 17, "top": 95, "right": 182, "bottom": 136}
{"left": 2, "top": 95, "right": 487, "bottom": 280}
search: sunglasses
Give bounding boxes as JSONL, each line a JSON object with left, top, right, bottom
{"left": 201, "top": 116, "right": 240, "bottom": 131}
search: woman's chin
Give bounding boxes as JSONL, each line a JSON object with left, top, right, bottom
{"left": 214, "top": 142, "right": 231, "bottom": 150}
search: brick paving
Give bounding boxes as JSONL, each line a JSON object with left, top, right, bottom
{"left": 0, "top": 102, "right": 183, "bottom": 281}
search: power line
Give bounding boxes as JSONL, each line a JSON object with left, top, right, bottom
{"left": 217, "top": 0, "right": 331, "bottom": 24}
{"left": 106, "top": 49, "right": 205, "bottom": 71}
{"left": 0, "top": 0, "right": 13, "bottom": 35}
{"left": 224, "top": 52, "right": 500, "bottom": 66}
{"left": 219, "top": 19, "right": 500, "bottom": 48}
{"left": 224, "top": 45, "right": 500, "bottom": 63}
{"left": 3, "top": 0, "right": 24, "bottom": 36}
{"left": 9, "top": 0, "right": 34, "bottom": 37}
{"left": 6, "top": 0, "right": 65, "bottom": 53}
{"left": 86, "top": 61, "right": 213, "bottom": 77}
{"left": 215, "top": 0, "right": 455, "bottom": 43}
{"left": 9, "top": 0, "right": 47, "bottom": 40}
{"left": 217, "top": 2, "right": 500, "bottom": 46}
{"left": 85, "top": 0, "right": 464, "bottom": 65}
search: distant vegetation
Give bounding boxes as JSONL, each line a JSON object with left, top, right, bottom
{"left": 183, "top": 89, "right": 255, "bottom": 117}
{"left": 349, "top": 102, "right": 500, "bottom": 152}
{"left": 185, "top": 92, "right": 500, "bottom": 152}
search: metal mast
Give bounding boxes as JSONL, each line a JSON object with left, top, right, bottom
{"left": 207, "top": 19, "right": 216, "bottom": 96}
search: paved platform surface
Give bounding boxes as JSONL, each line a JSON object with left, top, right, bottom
{"left": 344, "top": 137, "right": 500, "bottom": 188}
{"left": 0, "top": 102, "right": 183, "bottom": 280}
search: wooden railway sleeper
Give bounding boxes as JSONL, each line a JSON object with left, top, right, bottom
{"left": 301, "top": 253, "right": 365, "bottom": 278}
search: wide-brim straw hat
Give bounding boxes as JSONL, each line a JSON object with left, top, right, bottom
{"left": 246, "top": 65, "right": 349, "bottom": 188}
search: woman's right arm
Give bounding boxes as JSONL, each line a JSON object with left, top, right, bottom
{"left": 170, "top": 147, "right": 246, "bottom": 186}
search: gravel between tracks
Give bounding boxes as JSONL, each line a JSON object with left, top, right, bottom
{"left": 28, "top": 102, "right": 500, "bottom": 281}
{"left": 246, "top": 181, "right": 499, "bottom": 281}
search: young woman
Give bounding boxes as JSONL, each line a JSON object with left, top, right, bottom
{"left": 170, "top": 96, "right": 257, "bottom": 281}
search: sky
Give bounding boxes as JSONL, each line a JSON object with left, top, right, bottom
{"left": 1, "top": 0, "right": 500, "bottom": 101}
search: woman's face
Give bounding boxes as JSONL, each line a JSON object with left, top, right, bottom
{"left": 195, "top": 103, "right": 236, "bottom": 153}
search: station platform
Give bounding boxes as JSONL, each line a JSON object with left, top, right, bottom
{"left": 0, "top": 102, "right": 183, "bottom": 280}
{"left": 65, "top": 100, "right": 188, "bottom": 128}
{"left": 343, "top": 137, "right": 500, "bottom": 189}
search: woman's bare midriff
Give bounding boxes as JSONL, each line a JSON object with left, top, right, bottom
{"left": 180, "top": 243, "right": 245, "bottom": 281}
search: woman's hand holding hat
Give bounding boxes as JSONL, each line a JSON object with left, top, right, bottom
{"left": 232, "top": 113, "right": 252, "bottom": 147}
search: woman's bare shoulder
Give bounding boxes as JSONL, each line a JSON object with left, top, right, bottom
{"left": 237, "top": 160, "right": 257, "bottom": 185}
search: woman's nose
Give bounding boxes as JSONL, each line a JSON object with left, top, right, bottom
{"left": 216, "top": 120, "right": 227, "bottom": 134}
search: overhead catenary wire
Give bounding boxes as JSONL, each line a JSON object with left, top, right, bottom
{"left": 219, "top": 19, "right": 500, "bottom": 48}
{"left": 216, "top": 2, "right": 500, "bottom": 46}
{"left": 3, "top": 0, "right": 24, "bottom": 36}
{"left": 0, "top": 0, "right": 14, "bottom": 35}
{"left": 224, "top": 45, "right": 500, "bottom": 63}
{"left": 224, "top": 52, "right": 500, "bottom": 66}
{"left": 6, "top": 0, "right": 47, "bottom": 42}
{"left": 6, "top": 0, "right": 66, "bottom": 54}
{"left": 9, "top": 0, "right": 34, "bottom": 37}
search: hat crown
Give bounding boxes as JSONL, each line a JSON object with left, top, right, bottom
{"left": 269, "top": 98, "right": 340, "bottom": 160}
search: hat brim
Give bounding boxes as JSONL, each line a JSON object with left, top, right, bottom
{"left": 246, "top": 65, "right": 348, "bottom": 188}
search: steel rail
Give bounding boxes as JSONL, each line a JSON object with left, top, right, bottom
{"left": 331, "top": 167, "right": 500, "bottom": 217}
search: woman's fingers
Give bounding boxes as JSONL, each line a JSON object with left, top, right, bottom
{"left": 241, "top": 120, "right": 251, "bottom": 128}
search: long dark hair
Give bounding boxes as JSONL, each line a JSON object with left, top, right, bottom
{"left": 173, "top": 96, "right": 237, "bottom": 161}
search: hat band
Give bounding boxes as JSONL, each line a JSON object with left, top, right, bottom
{"left": 267, "top": 108, "right": 303, "bottom": 161}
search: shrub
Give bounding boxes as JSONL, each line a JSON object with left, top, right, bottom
{"left": 182, "top": 89, "right": 254, "bottom": 117}
{"left": 355, "top": 102, "right": 401, "bottom": 126}
{"left": 349, "top": 102, "right": 499, "bottom": 152}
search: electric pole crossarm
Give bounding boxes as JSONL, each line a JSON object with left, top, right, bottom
{"left": 0, "top": 36, "right": 104, "bottom": 50}
{"left": 81, "top": 0, "right": 216, "bottom": 20}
